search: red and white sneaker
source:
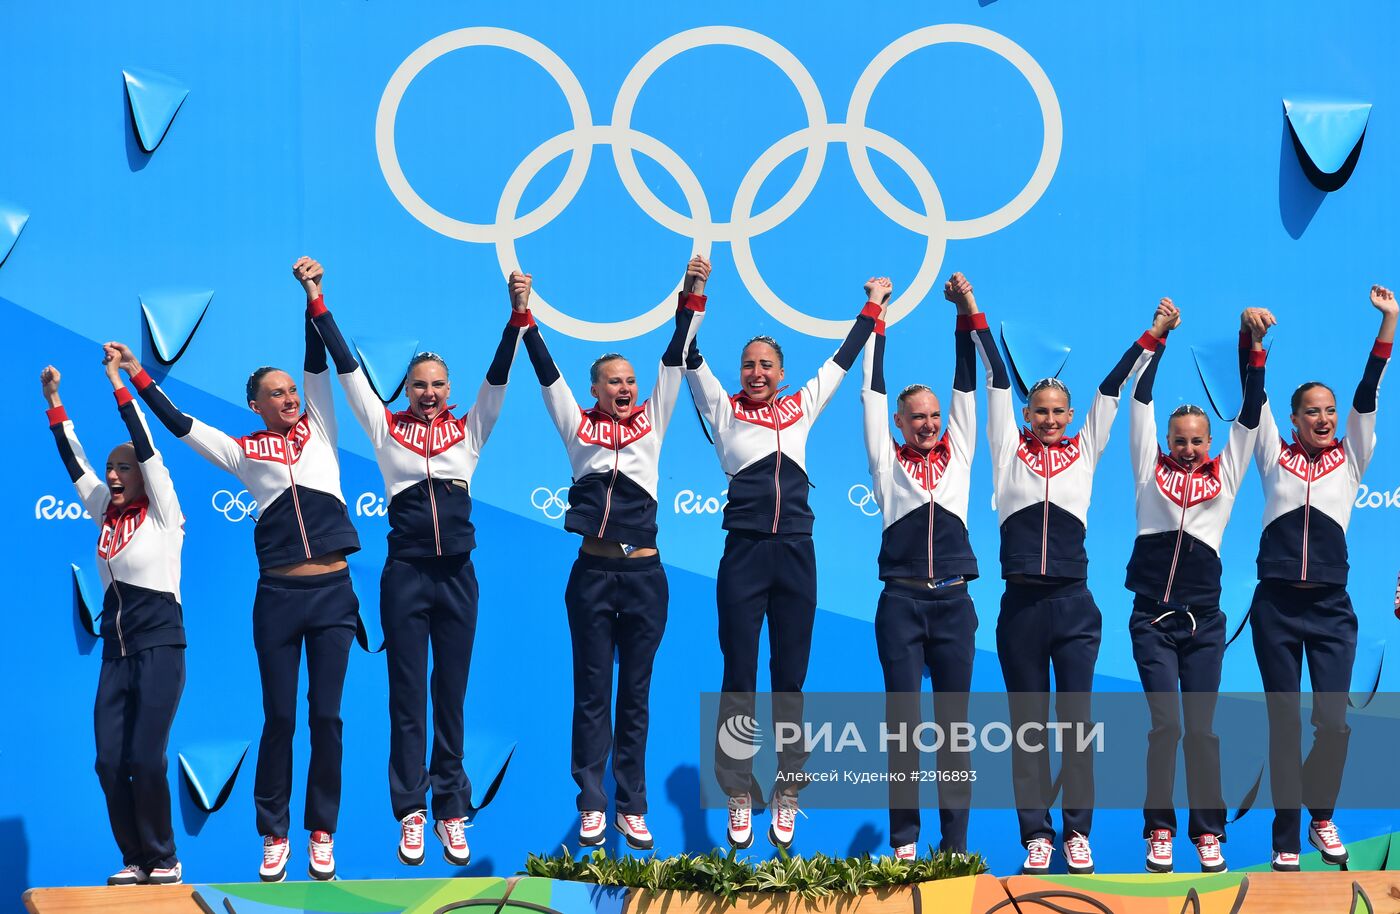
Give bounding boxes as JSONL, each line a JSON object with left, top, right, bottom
{"left": 1271, "top": 851, "right": 1300, "bottom": 872}
{"left": 894, "top": 844, "right": 917, "bottom": 861}
{"left": 579, "top": 810, "right": 606, "bottom": 847}
{"left": 147, "top": 862, "right": 182, "bottom": 885}
{"left": 259, "top": 836, "right": 290, "bottom": 883}
{"left": 1145, "top": 829, "right": 1173, "bottom": 873}
{"left": 1309, "top": 819, "right": 1348, "bottom": 865}
{"left": 107, "top": 865, "right": 147, "bottom": 886}
{"left": 398, "top": 810, "right": 426, "bottom": 865}
{"left": 1194, "top": 834, "right": 1227, "bottom": 873}
{"left": 727, "top": 795, "right": 753, "bottom": 849}
{"left": 1064, "top": 831, "right": 1095, "bottom": 874}
{"left": 768, "top": 793, "right": 801, "bottom": 850}
{"left": 1021, "top": 838, "right": 1053, "bottom": 874}
{"left": 308, "top": 831, "right": 336, "bottom": 881}
{"left": 435, "top": 817, "right": 471, "bottom": 866}
{"left": 616, "top": 813, "right": 654, "bottom": 851}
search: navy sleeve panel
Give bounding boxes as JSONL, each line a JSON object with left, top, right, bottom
{"left": 1239, "top": 350, "right": 1267, "bottom": 428}
{"left": 1100, "top": 335, "right": 1151, "bottom": 396}
{"left": 871, "top": 332, "right": 887, "bottom": 395}
{"left": 1237, "top": 330, "right": 1251, "bottom": 388}
{"left": 48, "top": 412, "right": 84, "bottom": 482}
{"left": 976, "top": 326, "right": 1011, "bottom": 390}
{"left": 117, "top": 398, "right": 156, "bottom": 461}
{"left": 832, "top": 310, "right": 880, "bottom": 371}
{"left": 523, "top": 325, "right": 561, "bottom": 386}
{"left": 663, "top": 294, "right": 705, "bottom": 367}
{"left": 1134, "top": 344, "right": 1166, "bottom": 405}
{"left": 132, "top": 372, "right": 194, "bottom": 437}
{"left": 485, "top": 320, "right": 521, "bottom": 386}
{"left": 686, "top": 340, "right": 705, "bottom": 370}
{"left": 304, "top": 315, "right": 328, "bottom": 374}
{"left": 307, "top": 300, "right": 360, "bottom": 374}
{"left": 1354, "top": 341, "right": 1392, "bottom": 413}
{"left": 952, "top": 322, "right": 977, "bottom": 393}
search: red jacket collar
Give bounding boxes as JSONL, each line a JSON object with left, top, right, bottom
{"left": 390, "top": 405, "right": 459, "bottom": 425}
{"left": 1157, "top": 450, "right": 1221, "bottom": 478}
{"left": 104, "top": 496, "right": 149, "bottom": 523}
{"left": 1019, "top": 426, "right": 1078, "bottom": 449}
{"left": 583, "top": 402, "right": 647, "bottom": 425}
{"left": 1289, "top": 432, "right": 1344, "bottom": 458}
{"left": 896, "top": 439, "right": 946, "bottom": 462}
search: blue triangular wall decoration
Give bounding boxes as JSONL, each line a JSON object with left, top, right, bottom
{"left": 71, "top": 563, "right": 100, "bottom": 639}
{"left": 122, "top": 67, "right": 189, "bottom": 152}
{"left": 354, "top": 336, "right": 420, "bottom": 402}
{"left": 0, "top": 201, "right": 29, "bottom": 268}
{"left": 349, "top": 554, "right": 386, "bottom": 653}
{"left": 999, "top": 321, "right": 1070, "bottom": 404}
{"left": 466, "top": 734, "right": 517, "bottom": 813}
{"left": 178, "top": 740, "right": 250, "bottom": 812}
{"left": 1191, "top": 336, "right": 1274, "bottom": 422}
{"left": 140, "top": 289, "right": 213, "bottom": 364}
{"left": 1284, "top": 98, "right": 1371, "bottom": 176}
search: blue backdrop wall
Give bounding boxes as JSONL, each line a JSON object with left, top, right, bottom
{"left": 3, "top": 0, "right": 1400, "bottom": 901}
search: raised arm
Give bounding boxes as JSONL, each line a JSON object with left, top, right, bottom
{"left": 291, "top": 257, "right": 338, "bottom": 443}
{"left": 1344, "top": 284, "right": 1397, "bottom": 477}
{"left": 1128, "top": 298, "right": 1178, "bottom": 483}
{"left": 943, "top": 273, "right": 986, "bottom": 464}
{"left": 515, "top": 271, "right": 583, "bottom": 444}
{"left": 108, "top": 341, "right": 246, "bottom": 475}
{"left": 41, "top": 366, "right": 109, "bottom": 524}
{"left": 1238, "top": 308, "right": 1282, "bottom": 472}
{"left": 105, "top": 345, "right": 180, "bottom": 525}
{"left": 944, "top": 275, "right": 1015, "bottom": 468}
{"left": 798, "top": 285, "right": 883, "bottom": 421}
{"left": 648, "top": 254, "right": 709, "bottom": 441}
{"left": 1219, "top": 314, "right": 1269, "bottom": 494}
{"left": 860, "top": 279, "right": 894, "bottom": 484}
{"left": 1079, "top": 315, "right": 1166, "bottom": 461}
{"left": 462, "top": 285, "right": 534, "bottom": 456}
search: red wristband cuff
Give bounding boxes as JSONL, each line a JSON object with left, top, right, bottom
{"left": 1138, "top": 331, "right": 1163, "bottom": 351}
{"left": 114, "top": 388, "right": 134, "bottom": 407}
{"left": 1373, "top": 339, "right": 1393, "bottom": 359}
{"left": 1249, "top": 349, "right": 1267, "bottom": 368}
{"left": 306, "top": 295, "right": 328, "bottom": 318}
{"left": 956, "top": 313, "right": 989, "bottom": 332}
{"left": 1238, "top": 330, "right": 1253, "bottom": 350}
{"left": 508, "top": 309, "right": 535, "bottom": 328}
{"left": 131, "top": 369, "right": 153, "bottom": 391}
{"left": 860, "top": 301, "right": 883, "bottom": 320}
{"left": 45, "top": 405, "right": 67, "bottom": 425}
{"left": 678, "top": 292, "right": 707, "bottom": 312}
{"left": 874, "top": 319, "right": 887, "bottom": 336}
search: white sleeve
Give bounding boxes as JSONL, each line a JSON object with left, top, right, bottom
{"left": 686, "top": 359, "right": 730, "bottom": 429}
{"left": 302, "top": 368, "right": 339, "bottom": 446}
{"left": 861, "top": 336, "right": 894, "bottom": 483}
{"left": 339, "top": 365, "right": 391, "bottom": 449}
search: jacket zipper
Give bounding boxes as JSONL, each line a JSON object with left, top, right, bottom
{"left": 1161, "top": 464, "right": 1196, "bottom": 603}
{"left": 425, "top": 414, "right": 443, "bottom": 556}
{"left": 770, "top": 401, "right": 783, "bottom": 534}
{"left": 924, "top": 452, "right": 935, "bottom": 578}
{"left": 1301, "top": 455, "right": 1314, "bottom": 581}
{"left": 1039, "top": 439, "right": 1051, "bottom": 575}
{"left": 597, "top": 416, "right": 620, "bottom": 537}
{"left": 283, "top": 432, "right": 312, "bottom": 559}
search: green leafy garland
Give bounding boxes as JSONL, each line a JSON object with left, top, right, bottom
{"left": 522, "top": 848, "right": 986, "bottom": 902}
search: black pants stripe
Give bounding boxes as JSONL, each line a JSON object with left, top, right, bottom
{"left": 94, "top": 645, "right": 185, "bottom": 870}
{"left": 251, "top": 568, "right": 358, "bottom": 837}
{"left": 565, "top": 551, "right": 668, "bottom": 814}
{"left": 995, "top": 578, "right": 1101, "bottom": 844}
{"left": 875, "top": 581, "right": 976, "bottom": 852}
{"left": 714, "top": 531, "right": 817, "bottom": 798}
{"left": 1249, "top": 580, "right": 1356, "bottom": 853}
{"left": 383, "top": 554, "right": 478, "bottom": 821}
{"left": 1128, "top": 594, "right": 1226, "bottom": 840}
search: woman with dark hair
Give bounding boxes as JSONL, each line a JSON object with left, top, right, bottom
{"left": 986, "top": 299, "right": 1169, "bottom": 875}
{"left": 1244, "top": 285, "right": 1395, "bottom": 872}
{"left": 41, "top": 350, "right": 186, "bottom": 887}
{"left": 686, "top": 280, "right": 881, "bottom": 850}
{"left": 1126, "top": 298, "right": 1270, "bottom": 874}
{"left": 300, "top": 256, "right": 529, "bottom": 867}
{"left": 109, "top": 264, "right": 362, "bottom": 883}
{"left": 521, "top": 256, "right": 708, "bottom": 851}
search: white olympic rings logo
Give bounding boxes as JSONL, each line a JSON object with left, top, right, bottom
{"left": 848, "top": 484, "right": 881, "bottom": 517}
{"left": 212, "top": 489, "right": 258, "bottom": 522}
{"left": 376, "top": 25, "right": 1061, "bottom": 341}
{"left": 531, "top": 486, "right": 570, "bottom": 520}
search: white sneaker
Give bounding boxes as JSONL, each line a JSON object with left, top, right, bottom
{"left": 398, "top": 810, "right": 426, "bottom": 865}
{"left": 308, "top": 830, "right": 336, "bottom": 881}
{"left": 1194, "top": 834, "right": 1227, "bottom": 873}
{"left": 615, "top": 813, "right": 654, "bottom": 851}
{"left": 1145, "top": 828, "right": 1173, "bottom": 873}
{"left": 1064, "top": 831, "right": 1094, "bottom": 874}
{"left": 727, "top": 795, "right": 753, "bottom": 849}
{"left": 107, "top": 864, "right": 147, "bottom": 886}
{"left": 146, "top": 862, "right": 181, "bottom": 885}
{"left": 1271, "top": 850, "right": 1300, "bottom": 872}
{"left": 579, "top": 810, "right": 606, "bottom": 848}
{"left": 894, "top": 844, "right": 917, "bottom": 861}
{"left": 768, "top": 793, "right": 801, "bottom": 849}
{"left": 259, "top": 836, "right": 290, "bottom": 883}
{"left": 435, "top": 817, "right": 471, "bottom": 866}
{"left": 1309, "top": 819, "right": 1348, "bottom": 865}
{"left": 1021, "top": 837, "right": 1053, "bottom": 874}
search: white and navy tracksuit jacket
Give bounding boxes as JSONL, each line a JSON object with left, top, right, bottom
{"left": 687, "top": 302, "right": 882, "bottom": 535}
{"left": 524, "top": 294, "right": 706, "bottom": 547}
{"left": 861, "top": 312, "right": 1003, "bottom": 582}
{"left": 1126, "top": 341, "right": 1267, "bottom": 606}
{"left": 132, "top": 320, "right": 361, "bottom": 569}
{"left": 987, "top": 331, "right": 1162, "bottom": 579}
{"left": 1251, "top": 334, "right": 1391, "bottom": 585}
{"left": 48, "top": 391, "right": 185, "bottom": 657}
{"left": 308, "top": 296, "right": 528, "bottom": 558}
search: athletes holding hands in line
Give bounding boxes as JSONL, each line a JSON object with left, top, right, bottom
{"left": 45, "top": 255, "right": 1392, "bottom": 881}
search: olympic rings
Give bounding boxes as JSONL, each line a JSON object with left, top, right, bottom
{"left": 212, "top": 489, "right": 258, "bottom": 522}
{"left": 377, "top": 25, "right": 1061, "bottom": 341}
{"left": 531, "top": 486, "right": 570, "bottom": 520}
{"left": 848, "top": 484, "right": 881, "bottom": 517}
